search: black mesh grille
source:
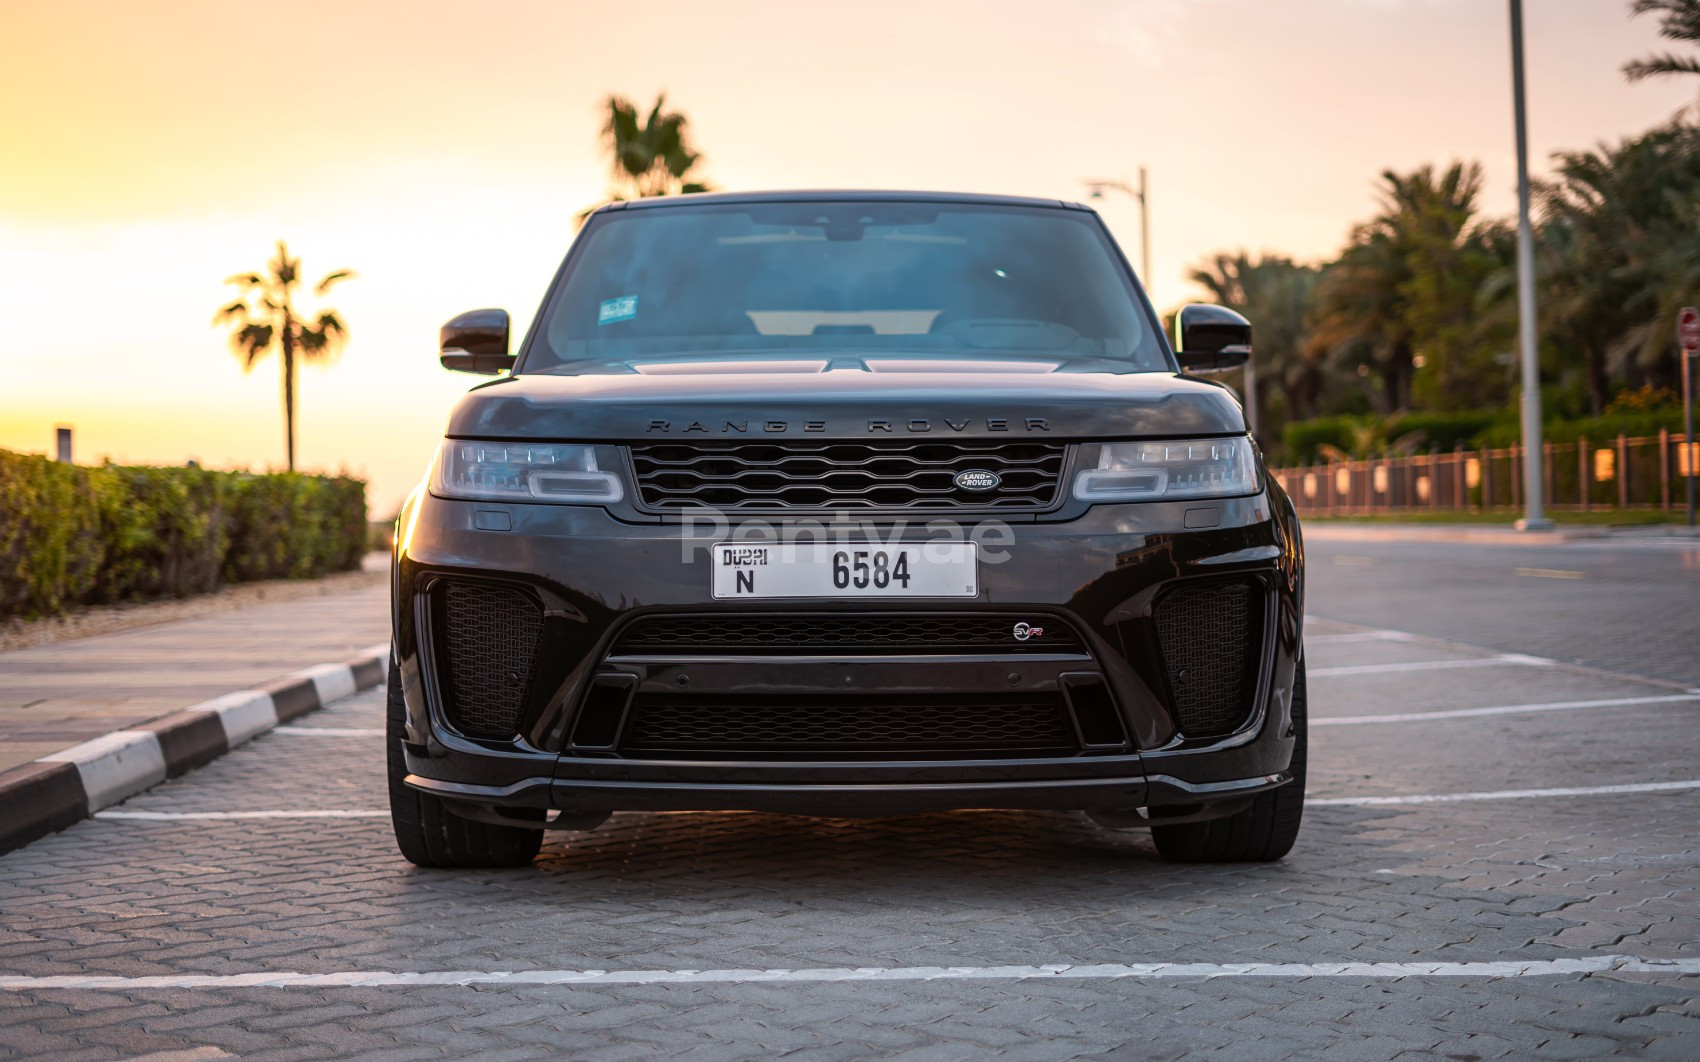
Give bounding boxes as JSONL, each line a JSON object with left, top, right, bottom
{"left": 1152, "top": 581, "right": 1263, "bottom": 737}
{"left": 432, "top": 581, "right": 542, "bottom": 739}
{"left": 619, "top": 694, "right": 1078, "bottom": 759}
{"left": 613, "top": 614, "right": 1084, "bottom": 655}
{"left": 628, "top": 441, "right": 1067, "bottom": 511}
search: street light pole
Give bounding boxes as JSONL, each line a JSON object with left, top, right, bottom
{"left": 1510, "top": 0, "right": 1553, "bottom": 531}
{"left": 1083, "top": 172, "right": 1151, "bottom": 303}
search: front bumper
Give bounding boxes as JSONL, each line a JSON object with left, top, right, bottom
{"left": 392, "top": 488, "right": 1304, "bottom": 820}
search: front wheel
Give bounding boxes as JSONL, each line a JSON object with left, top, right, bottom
{"left": 1151, "top": 658, "right": 1307, "bottom": 863}
{"left": 386, "top": 657, "right": 543, "bottom": 868}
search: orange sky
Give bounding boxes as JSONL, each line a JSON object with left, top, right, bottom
{"left": 2, "top": 0, "right": 1693, "bottom": 514}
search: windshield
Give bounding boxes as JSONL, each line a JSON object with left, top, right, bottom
{"left": 522, "top": 200, "right": 1166, "bottom": 374}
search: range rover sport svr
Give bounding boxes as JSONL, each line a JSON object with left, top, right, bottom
{"left": 387, "top": 190, "right": 1306, "bottom": 867}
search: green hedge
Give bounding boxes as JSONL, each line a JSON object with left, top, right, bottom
{"left": 1282, "top": 410, "right": 1685, "bottom": 462}
{"left": 1474, "top": 410, "right": 1686, "bottom": 448}
{"left": 0, "top": 448, "right": 366, "bottom": 619}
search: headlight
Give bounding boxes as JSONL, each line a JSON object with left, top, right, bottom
{"left": 1073, "top": 436, "right": 1259, "bottom": 503}
{"left": 433, "top": 440, "right": 623, "bottom": 504}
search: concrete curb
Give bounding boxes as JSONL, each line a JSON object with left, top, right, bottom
{"left": 0, "top": 642, "right": 389, "bottom": 856}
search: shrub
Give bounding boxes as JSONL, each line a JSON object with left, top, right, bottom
{"left": 1383, "top": 411, "right": 1511, "bottom": 453}
{"left": 1283, "top": 416, "right": 1362, "bottom": 463}
{"left": 1474, "top": 410, "right": 1687, "bottom": 448}
{"left": 0, "top": 448, "right": 367, "bottom": 619}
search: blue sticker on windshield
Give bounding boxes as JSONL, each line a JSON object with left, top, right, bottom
{"left": 598, "top": 294, "right": 638, "bottom": 325}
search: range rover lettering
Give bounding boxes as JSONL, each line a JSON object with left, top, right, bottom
{"left": 388, "top": 191, "right": 1306, "bottom": 868}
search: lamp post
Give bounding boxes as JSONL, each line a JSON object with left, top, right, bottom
{"left": 1510, "top": 0, "right": 1553, "bottom": 531}
{"left": 1083, "top": 169, "right": 1151, "bottom": 302}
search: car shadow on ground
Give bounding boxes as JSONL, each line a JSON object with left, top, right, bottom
{"left": 398, "top": 808, "right": 1346, "bottom": 900}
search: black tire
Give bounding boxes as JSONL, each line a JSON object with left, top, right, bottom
{"left": 386, "top": 658, "right": 543, "bottom": 868}
{"left": 1151, "top": 658, "right": 1307, "bottom": 863}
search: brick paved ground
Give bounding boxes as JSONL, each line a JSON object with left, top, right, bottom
{"left": 2, "top": 534, "right": 1698, "bottom": 1058}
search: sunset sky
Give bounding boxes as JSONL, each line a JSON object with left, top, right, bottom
{"left": 2, "top": 0, "right": 1693, "bottom": 514}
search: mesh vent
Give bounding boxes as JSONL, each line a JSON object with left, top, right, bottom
{"left": 433, "top": 581, "right": 542, "bottom": 739}
{"left": 629, "top": 441, "right": 1066, "bottom": 512}
{"left": 1152, "top": 581, "right": 1262, "bottom": 737}
{"left": 614, "top": 614, "right": 1083, "bottom": 655}
{"left": 620, "top": 694, "right": 1078, "bottom": 760}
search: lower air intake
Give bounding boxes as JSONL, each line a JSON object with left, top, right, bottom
{"left": 432, "top": 580, "right": 541, "bottom": 739}
{"left": 1152, "top": 581, "right": 1263, "bottom": 737}
{"left": 619, "top": 693, "right": 1079, "bottom": 760}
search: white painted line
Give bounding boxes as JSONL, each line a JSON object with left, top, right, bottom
{"left": 4, "top": 955, "right": 1698, "bottom": 991}
{"left": 1304, "top": 631, "right": 1417, "bottom": 645}
{"left": 194, "top": 690, "right": 278, "bottom": 747}
{"left": 361, "top": 642, "right": 390, "bottom": 662}
{"left": 1515, "top": 567, "right": 1585, "bottom": 580}
{"left": 39, "top": 731, "right": 167, "bottom": 811}
{"left": 1310, "top": 655, "right": 1551, "bottom": 678}
{"left": 272, "top": 726, "right": 385, "bottom": 737}
{"left": 301, "top": 663, "right": 357, "bottom": 707}
{"left": 1313, "top": 779, "right": 1700, "bottom": 807}
{"left": 1314, "top": 693, "right": 1700, "bottom": 726}
{"left": 95, "top": 809, "right": 388, "bottom": 821}
{"left": 96, "top": 778, "right": 1700, "bottom": 824}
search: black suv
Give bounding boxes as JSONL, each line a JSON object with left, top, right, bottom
{"left": 388, "top": 190, "right": 1305, "bottom": 868}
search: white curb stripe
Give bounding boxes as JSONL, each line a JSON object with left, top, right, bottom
{"left": 301, "top": 663, "right": 358, "bottom": 707}
{"left": 39, "top": 731, "right": 167, "bottom": 812}
{"left": 192, "top": 690, "right": 279, "bottom": 747}
{"left": 1314, "top": 693, "right": 1700, "bottom": 726}
{"left": 96, "top": 809, "right": 388, "bottom": 821}
{"left": 1310, "top": 655, "right": 1551, "bottom": 678}
{"left": 1313, "top": 779, "right": 1700, "bottom": 806}
{"left": 272, "top": 727, "right": 385, "bottom": 737}
{"left": 4, "top": 955, "right": 1698, "bottom": 990}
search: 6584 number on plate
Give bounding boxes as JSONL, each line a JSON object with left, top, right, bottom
{"left": 711, "top": 542, "right": 978, "bottom": 599}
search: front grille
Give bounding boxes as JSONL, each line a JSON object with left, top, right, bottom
{"left": 628, "top": 441, "right": 1067, "bottom": 511}
{"left": 431, "top": 580, "right": 542, "bottom": 739}
{"left": 619, "top": 693, "right": 1079, "bottom": 759}
{"left": 1152, "top": 581, "right": 1263, "bottom": 737}
{"left": 612, "top": 613, "right": 1084, "bottom": 655}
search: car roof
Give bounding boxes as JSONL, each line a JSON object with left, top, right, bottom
{"left": 600, "top": 189, "right": 1091, "bottom": 214}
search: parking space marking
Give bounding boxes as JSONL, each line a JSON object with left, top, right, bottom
{"left": 92, "top": 776, "right": 1700, "bottom": 824}
{"left": 1304, "top": 631, "right": 1417, "bottom": 645}
{"left": 5, "top": 955, "right": 1699, "bottom": 991}
{"left": 1314, "top": 693, "right": 1700, "bottom": 726}
{"left": 272, "top": 726, "right": 385, "bottom": 737}
{"left": 1310, "top": 654, "right": 1552, "bottom": 678}
{"left": 1312, "top": 779, "right": 1700, "bottom": 806}
{"left": 1515, "top": 567, "right": 1586, "bottom": 580}
{"left": 96, "top": 810, "right": 388, "bottom": 821}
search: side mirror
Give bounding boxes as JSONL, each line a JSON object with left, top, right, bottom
{"left": 1174, "top": 304, "right": 1252, "bottom": 374}
{"left": 439, "top": 309, "right": 514, "bottom": 374}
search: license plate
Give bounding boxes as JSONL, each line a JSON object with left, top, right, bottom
{"left": 711, "top": 542, "right": 978, "bottom": 599}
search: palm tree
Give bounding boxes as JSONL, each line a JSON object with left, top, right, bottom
{"left": 1537, "top": 123, "right": 1700, "bottom": 394}
{"left": 1188, "top": 253, "right": 1322, "bottom": 439}
{"left": 578, "top": 93, "right": 712, "bottom": 221}
{"left": 213, "top": 242, "right": 353, "bottom": 471}
{"left": 1624, "top": 0, "right": 1700, "bottom": 101}
{"left": 1305, "top": 163, "right": 1500, "bottom": 414}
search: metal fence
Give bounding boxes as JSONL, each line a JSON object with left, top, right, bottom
{"left": 1269, "top": 431, "right": 1700, "bottom": 516}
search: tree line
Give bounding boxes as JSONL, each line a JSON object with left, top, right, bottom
{"left": 1193, "top": 0, "right": 1700, "bottom": 458}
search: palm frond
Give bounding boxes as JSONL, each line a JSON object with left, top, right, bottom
{"left": 211, "top": 299, "right": 250, "bottom": 326}
{"left": 1624, "top": 52, "right": 1700, "bottom": 80}
{"left": 314, "top": 269, "right": 354, "bottom": 296}
{"left": 230, "top": 323, "right": 274, "bottom": 370}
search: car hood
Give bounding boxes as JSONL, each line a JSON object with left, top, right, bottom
{"left": 444, "top": 364, "right": 1247, "bottom": 441}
